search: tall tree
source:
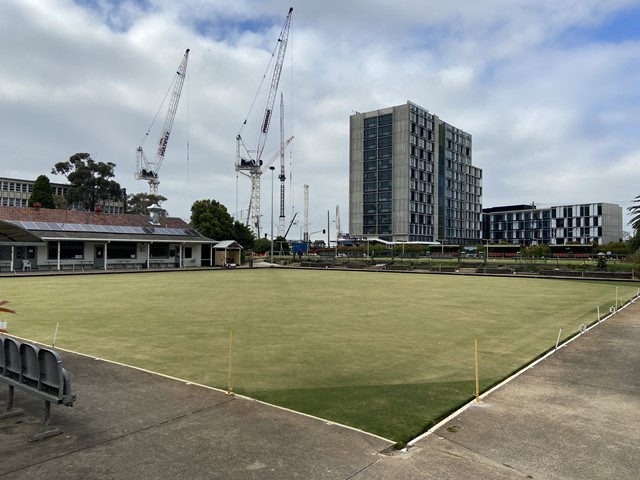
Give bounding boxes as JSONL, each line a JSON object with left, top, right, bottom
{"left": 127, "top": 193, "right": 168, "bottom": 215}
{"left": 628, "top": 195, "right": 640, "bottom": 231}
{"left": 190, "top": 199, "right": 255, "bottom": 249}
{"left": 233, "top": 220, "right": 255, "bottom": 251}
{"left": 51, "top": 152, "right": 123, "bottom": 211}
{"left": 28, "top": 175, "right": 56, "bottom": 208}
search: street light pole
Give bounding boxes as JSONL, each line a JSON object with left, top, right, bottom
{"left": 327, "top": 210, "right": 330, "bottom": 251}
{"left": 270, "top": 166, "right": 275, "bottom": 263}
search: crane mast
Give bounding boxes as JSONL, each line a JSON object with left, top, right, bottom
{"left": 136, "top": 48, "right": 190, "bottom": 196}
{"left": 278, "top": 93, "right": 286, "bottom": 237}
{"left": 236, "top": 7, "right": 293, "bottom": 236}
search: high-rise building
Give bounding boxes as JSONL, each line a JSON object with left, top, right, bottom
{"left": 349, "top": 101, "right": 482, "bottom": 245}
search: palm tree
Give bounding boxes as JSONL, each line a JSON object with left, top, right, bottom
{"left": 628, "top": 195, "right": 640, "bottom": 230}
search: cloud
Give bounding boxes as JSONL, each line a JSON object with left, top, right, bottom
{"left": 2, "top": 0, "right": 639, "bottom": 234}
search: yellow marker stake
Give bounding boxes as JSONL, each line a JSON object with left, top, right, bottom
{"left": 226, "top": 330, "right": 234, "bottom": 395}
{"left": 52, "top": 322, "right": 60, "bottom": 348}
{"left": 474, "top": 336, "right": 480, "bottom": 403}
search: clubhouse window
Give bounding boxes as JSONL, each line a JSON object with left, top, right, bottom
{"left": 107, "top": 242, "right": 137, "bottom": 259}
{"left": 47, "top": 241, "right": 84, "bottom": 260}
{"left": 150, "top": 244, "right": 170, "bottom": 258}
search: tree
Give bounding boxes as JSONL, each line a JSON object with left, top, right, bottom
{"left": 51, "top": 152, "right": 123, "bottom": 211}
{"left": 190, "top": 199, "right": 256, "bottom": 249}
{"left": 253, "top": 237, "right": 271, "bottom": 254}
{"left": 627, "top": 229, "right": 640, "bottom": 254}
{"left": 28, "top": 175, "right": 56, "bottom": 208}
{"left": 233, "top": 220, "right": 255, "bottom": 251}
{"left": 274, "top": 235, "right": 290, "bottom": 254}
{"left": 127, "top": 193, "right": 168, "bottom": 215}
{"left": 628, "top": 194, "right": 640, "bottom": 231}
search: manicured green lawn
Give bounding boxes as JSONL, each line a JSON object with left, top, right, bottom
{"left": 2, "top": 270, "right": 636, "bottom": 444}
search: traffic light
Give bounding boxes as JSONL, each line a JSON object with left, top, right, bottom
{"left": 322, "top": 229, "right": 326, "bottom": 234}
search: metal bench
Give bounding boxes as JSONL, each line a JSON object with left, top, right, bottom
{"left": 0, "top": 336, "right": 76, "bottom": 441}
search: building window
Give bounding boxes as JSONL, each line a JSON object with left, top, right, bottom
{"left": 364, "top": 139, "right": 377, "bottom": 150}
{"left": 378, "top": 125, "right": 392, "bottom": 136}
{"left": 378, "top": 158, "right": 392, "bottom": 169}
{"left": 378, "top": 136, "right": 392, "bottom": 148}
{"left": 364, "top": 117, "right": 377, "bottom": 128}
{"left": 47, "top": 241, "right": 84, "bottom": 260}
{"left": 150, "top": 244, "right": 170, "bottom": 258}
{"left": 364, "top": 182, "right": 377, "bottom": 193}
{"left": 364, "top": 204, "right": 377, "bottom": 214}
{"left": 378, "top": 114, "right": 392, "bottom": 125}
{"left": 107, "top": 242, "right": 137, "bottom": 259}
{"left": 378, "top": 147, "right": 392, "bottom": 158}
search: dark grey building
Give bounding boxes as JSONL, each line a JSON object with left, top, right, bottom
{"left": 349, "top": 101, "right": 482, "bottom": 245}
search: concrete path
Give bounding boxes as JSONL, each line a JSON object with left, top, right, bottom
{"left": 1, "top": 301, "right": 639, "bottom": 479}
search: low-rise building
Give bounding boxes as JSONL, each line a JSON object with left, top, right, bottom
{"left": 482, "top": 203, "right": 623, "bottom": 246}
{"left": 0, "top": 205, "right": 241, "bottom": 272}
{"left": 0, "top": 176, "right": 126, "bottom": 213}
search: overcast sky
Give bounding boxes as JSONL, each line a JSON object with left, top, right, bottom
{"left": 2, "top": 0, "right": 640, "bottom": 238}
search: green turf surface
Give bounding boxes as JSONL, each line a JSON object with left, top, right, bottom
{"left": 2, "top": 270, "right": 637, "bottom": 444}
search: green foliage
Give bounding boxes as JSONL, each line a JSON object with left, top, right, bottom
{"left": 594, "top": 242, "right": 630, "bottom": 256}
{"left": 28, "top": 175, "right": 56, "bottom": 208}
{"left": 521, "top": 245, "right": 549, "bottom": 259}
{"left": 190, "top": 199, "right": 256, "bottom": 249}
{"left": 51, "top": 152, "right": 123, "bottom": 211}
{"left": 274, "top": 236, "right": 290, "bottom": 254}
{"left": 627, "top": 230, "right": 640, "bottom": 255}
{"left": 190, "top": 199, "right": 235, "bottom": 240}
{"left": 628, "top": 194, "right": 640, "bottom": 231}
{"left": 253, "top": 237, "right": 271, "bottom": 254}
{"left": 233, "top": 221, "right": 255, "bottom": 251}
{"left": 126, "top": 193, "right": 168, "bottom": 215}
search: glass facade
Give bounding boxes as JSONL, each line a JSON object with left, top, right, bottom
{"left": 350, "top": 101, "right": 483, "bottom": 245}
{"left": 362, "top": 114, "right": 394, "bottom": 236}
{"left": 482, "top": 203, "right": 622, "bottom": 246}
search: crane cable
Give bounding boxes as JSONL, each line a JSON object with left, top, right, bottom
{"left": 139, "top": 72, "right": 177, "bottom": 149}
{"left": 186, "top": 58, "right": 190, "bottom": 183}
{"left": 237, "top": 25, "right": 283, "bottom": 145}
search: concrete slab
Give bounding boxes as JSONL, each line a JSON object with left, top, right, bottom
{"left": 1, "top": 300, "right": 639, "bottom": 479}
{"left": 402, "top": 301, "right": 640, "bottom": 480}
{"left": 1, "top": 353, "right": 391, "bottom": 479}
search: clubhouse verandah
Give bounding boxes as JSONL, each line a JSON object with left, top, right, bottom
{"left": 0, "top": 205, "right": 241, "bottom": 272}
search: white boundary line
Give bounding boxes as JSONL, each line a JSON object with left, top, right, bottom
{"left": 7, "top": 293, "right": 637, "bottom": 450}
{"left": 5, "top": 336, "right": 395, "bottom": 446}
{"left": 407, "top": 295, "right": 637, "bottom": 447}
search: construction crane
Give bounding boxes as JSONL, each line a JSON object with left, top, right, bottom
{"left": 136, "top": 48, "right": 190, "bottom": 196}
{"left": 278, "top": 93, "right": 287, "bottom": 237}
{"left": 242, "top": 136, "right": 294, "bottom": 232}
{"left": 236, "top": 7, "right": 293, "bottom": 236}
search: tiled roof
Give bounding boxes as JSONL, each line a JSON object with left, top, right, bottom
{"left": 0, "top": 206, "right": 216, "bottom": 244}
{"left": 0, "top": 205, "right": 189, "bottom": 228}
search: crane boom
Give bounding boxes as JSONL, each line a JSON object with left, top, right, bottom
{"left": 136, "top": 48, "right": 190, "bottom": 196}
{"left": 236, "top": 7, "right": 293, "bottom": 236}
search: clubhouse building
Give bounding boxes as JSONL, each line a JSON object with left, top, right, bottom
{"left": 0, "top": 205, "right": 241, "bottom": 272}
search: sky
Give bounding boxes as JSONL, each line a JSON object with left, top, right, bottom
{"left": 2, "top": 0, "right": 640, "bottom": 239}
